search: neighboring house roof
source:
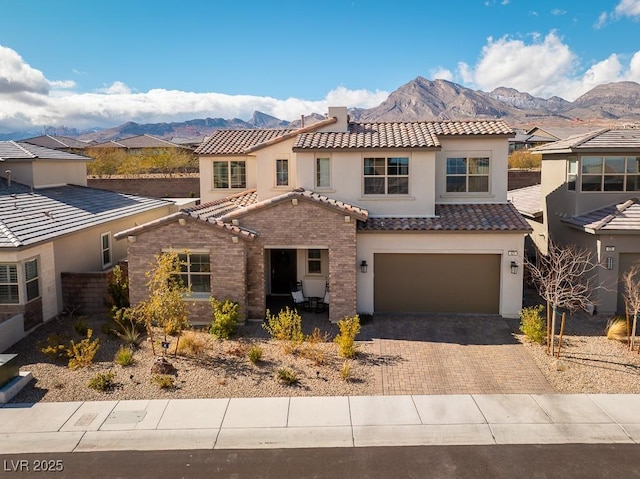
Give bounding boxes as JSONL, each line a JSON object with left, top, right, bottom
{"left": 195, "top": 117, "right": 339, "bottom": 156}
{"left": 0, "top": 141, "right": 91, "bottom": 161}
{"left": 91, "top": 134, "right": 185, "bottom": 149}
{"left": 294, "top": 120, "right": 513, "bottom": 151}
{"left": 507, "top": 184, "right": 543, "bottom": 219}
{"left": 561, "top": 198, "right": 640, "bottom": 233}
{"left": 358, "top": 203, "right": 531, "bottom": 232}
{"left": 20, "top": 135, "right": 89, "bottom": 150}
{"left": 531, "top": 128, "right": 640, "bottom": 154}
{"left": 0, "top": 179, "right": 171, "bottom": 248}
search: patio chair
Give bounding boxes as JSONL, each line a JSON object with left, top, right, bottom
{"left": 319, "top": 290, "right": 330, "bottom": 313}
{"left": 291, "top": 289, "right": 310, "bottom": 312}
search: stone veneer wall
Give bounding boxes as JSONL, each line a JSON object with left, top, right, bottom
{"left": 0, "top": 299, "right": 43, "bottom": 331}
{"left": 61, "top": 271, "right": 112, "bottom": 317}
{"left": 238, "top": 200, "right": 358, "bottom": 322}
{"left": 87, "top": 175, "right": 200, "bottom": 198}
{"left": 126, "top": 219, "right": 247, "bottom": 324}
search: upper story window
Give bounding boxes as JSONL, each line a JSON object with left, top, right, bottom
{"left": 307, "top": 249, "right": 322, "bottom": 274}
{"left": 446, "top": 157, "right": 490, "bottom": 193}
{"left": 0, "top": 264, "right": 18, "bottom": 304}
{"left": 316, "top": 157, "right": 331, "bottom": 188}
{"left": 363, "top": 157, "right": 409, "bottom": 195}
{"left": 213, "top": 160, "right": 246, "bottom": 189}
{"left": 276, "top": 159, "right": 289, "bottom": 186}
{"left": 567, "top": 158, "right": 578, "bottom": 191}
{"left": 581, "top": 156, "right": 640, "bottom": 192}
{"left": 178, "top": 253, "right": 211, "bottom": 293}
{"left": 101, "top": 232, "right": 112, "bottom": 268}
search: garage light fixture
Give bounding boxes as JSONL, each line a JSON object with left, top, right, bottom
{"left": 360, "top": 260, "right": 368, "bottom": 273}
{"left": 510, "top": 261, "right": 518, "bottom": 275}
{"left": 606, "top": 257, "right": 614, "bottom": 270}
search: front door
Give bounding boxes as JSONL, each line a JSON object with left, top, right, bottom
{"left": 270, "top": 249, "right": 297, "bottom": 294}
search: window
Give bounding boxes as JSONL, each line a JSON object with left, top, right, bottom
{"left": 101, "top": 232, "right": 112, "bottom": 268}
{"left": 567, "top": 158, "right": 578, "bottom": 191}
{"left": 276, "top": 159, "right": 289, "bottom": 186}
{"left": 0, "top": 264, "right": 18, "bottom": 304}
{"left": 446, "top": 157, "right": 490, "bottom": 193}
{"left": 213, "top": 160, "right": 246, "bottom": 189}
{"left": 178, "top": 253, "right": 211, "bottom": 293}
{"left": 363, "top": 157, "right": 409, "bottom": 195}
{"left": 316, "top": 157, "right": 331, "bottom": 188}
{"left": 581, "top": 156, "right": 640, "bottom": 192}
{"left": 25, "top": 259, "right": 39, "bottom": 302}
{"left": 307, "top": 249, "right": 322, "bottom": 274}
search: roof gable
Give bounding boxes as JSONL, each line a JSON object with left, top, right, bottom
{"left": 532, "top": 128, "right": 640, "bottom": 154}
{"left": 562, "top": 198, "right": 640, "bottom": 233}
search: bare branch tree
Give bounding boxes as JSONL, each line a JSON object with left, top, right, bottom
{"left": 526, "top": 239, "right": 599, "bottom": 356}
{"left": 621, "top": 263, "right": 640, "bottom": 351}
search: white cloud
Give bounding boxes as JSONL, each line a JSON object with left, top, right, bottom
{"left": 0, "top": 45, "right": 389, "bottom": 133}
{"left": 455, "top": 32, "right": 640, "bottom": 100}
{"left": 551, "top": 9, "right": 567, "bottom": 15}
{"left": 430, "top": 67, "right": 454, "bottom": 81}
{"left": 594, "top": 12, "right": 609, "bottom": 29}
{"left": 615, "top": 0, "right": 640, "bottom": 17}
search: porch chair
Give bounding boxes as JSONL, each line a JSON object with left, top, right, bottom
{"left": 319, "top": 290, "right": 330, "bottom": 313}
{"left": 290, "top": 288, "right": 310, "bottom": 312}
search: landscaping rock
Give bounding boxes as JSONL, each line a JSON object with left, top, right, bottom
{"left": 151, "top": 357, "right": 176, "bottom": 375}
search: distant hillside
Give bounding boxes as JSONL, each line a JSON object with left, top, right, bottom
{"left": 7, "top": 78, "right": 639, "bottom": 142}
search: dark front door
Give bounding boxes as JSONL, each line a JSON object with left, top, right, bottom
{"left": 270, "top": 249, "right": 297, "bottom": 294}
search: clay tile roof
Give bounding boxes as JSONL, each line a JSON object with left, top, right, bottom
{"left": 185, "top": 188, "right": 368, "bottom": 222}
{"left": 195, "top": 129, "right": 297, "bottom": 155}
{"left": 293, "top": 120, "right": 513, "bottom": 150}
{"left": 358, "top": 203, "right": 531, "bottom": 232}
{"left": 507, "top": 184, "right": 543, "bottom": 219}
{"left": 117, "top": 135, "right": 184, "bottom": 149}
{"left": 562, "top": 198, "right": 640, "bottom": 233}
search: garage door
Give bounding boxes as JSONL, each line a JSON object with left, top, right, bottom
{"left": 617, "top": 253, "right": 640, "bottom": 313}
{"left": 374, "top": 253, "right": 501, "bottom": 314}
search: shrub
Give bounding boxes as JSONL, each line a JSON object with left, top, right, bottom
{"left": 39, "top": 334, "right": 69, "bottom": 361}
{"left": 107, "top": 264, "right": 130, "bottom": 311}
{"left": 277, "top": 368, "right": 298, "bottom": 385}
{"left": 87, "top": 371, "right": 116, "bottom": 391}
{"left": 519, "top": 305, "right": 546, "bottom": 344}
{"left": 67, "top": 329, "right": 100, "bottom": 369}
{"left": 177, "top": 330, "right": 206, "bottom": 356}
{"left": 209, "top": 298, "right": 240, "bottom": 340}
{"left": 263, "top": 308, "right": 304, "bottom": 353}
{"left": 114, "top": 345, "right": 134, "bottom": 366}
{"left": 300, "top": 327, "right": 329, "bottom": 365}
{"left": 606, "top": 317, "right": 629, "bottom": 342}
{"left": 111, "top": 308, "right": 144, "bottom": 347}
{"left": 151, "top": 374, "right": 175, "bottom": 389}
{"left": 73, "top": 319, "right": 89, "bottom": 336}
{"left": 340, "top": 360, "right": 352, "bottom": 381}
{"left": 248, "top": 344, "right": 263, "bottom": 364}
{"left": 334, "top": 315, "right": 361, "bottom": 358}
{"left": 508, "top": 150, "right": 542, "bottom": 170}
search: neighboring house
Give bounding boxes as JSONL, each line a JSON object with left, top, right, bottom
{"left": 21, "top": 135, "right": 91, "bottom": 153}
{"left": 117, "top": 107, "right": 530, "bottom": 323}
{"left": 509, "top": 129, "right": 557, "bottom": 154}
{"left": 508, "top": 128, "right": 640, "bottom": 315}
{"left": 0, "top": 141, "right": 175, "bottom": 352}
{"left": 90, "top": 134, "right": 194, "bottom": 152}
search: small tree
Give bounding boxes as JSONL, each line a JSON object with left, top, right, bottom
{"left": 527, "top": 240, "right": 598, "bottom": 356}
{"left": 622, "top": 263, "right": 640, "bottom": 351}
{"left": 136, "top": 252, "right": 190, "bottom": 356}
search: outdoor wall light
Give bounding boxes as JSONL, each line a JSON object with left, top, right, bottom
{"left": 606, "top": 257, "right": 614, "bottom": 270}
{"left": 360, "top": 260, "right": 368, "bottom": 273}
{"left": 178, "top": 218, "right": 186, "bottom": 226}
{"left": 510, "top": 261, "right": 518, "bottom": 274}
{"left": 127, "top": 235, "right": 137, "bottom": 243}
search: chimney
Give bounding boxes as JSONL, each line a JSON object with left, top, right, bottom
{"left": 326, "top": 107, "right": 349, "bottom": 132}
{"left": 5, "top": 170, "right": 10, "bottom": 187}
{"left": 301, "top": 115, "right": 305, "bottom": 128}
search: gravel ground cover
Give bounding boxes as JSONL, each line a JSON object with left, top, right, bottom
{"left": 5, "top": 311, "right": 640, "bottom": 403}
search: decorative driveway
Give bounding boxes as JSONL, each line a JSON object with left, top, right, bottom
{"left": 359, "top": 315, "right": 554, "bottom": 396}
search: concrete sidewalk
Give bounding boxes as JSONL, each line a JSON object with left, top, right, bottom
{"left": 1, "top": 394, "right": 639, "bottom": 454}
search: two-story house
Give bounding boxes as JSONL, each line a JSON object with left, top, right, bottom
{"left": 0, "top": 141, "right": 175, "bottom": 352}
{"left": 509, "top": 128, "right": 640, "bottom": 315}
{"left": 117, "top": 107, "right": 530, "bottom": 322}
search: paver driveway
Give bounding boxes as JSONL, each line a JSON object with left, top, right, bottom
{"left": 359, "top": 315, "right": 554, "bottom": 395}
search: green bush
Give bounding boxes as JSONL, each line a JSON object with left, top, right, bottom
{"left": 340, "top": 360, "right": 352, "bottom": 381}
{"left": 334, "top": 315, "right": 361, "bottom": 358}
{"left": 248, "top": 344, "right": 263, "bottom": 364}
{"left": 177, "top": 330, "right": 207, "bottom": 356}
{"left": 276, "top": 368, "right": 298, "bottom": 385}
{"left": 73, "top": 319, "right": 89, "bottom": 336}
{"left": 151, "top": 374, "right": 175, "bottom": 389}
{"left": 263, "top": 308, "right": 304, "bottom": 352}
{"left": 39, "top": 334, "right": 69, "bottom": 361}
{"left": 87, "top": 371, "right": 116, "bottom": 391}
{"left": 67, "top": 329, "right": 100, "bottom": 369}
{"left": 209, "top": 298, "right": 240, "bottom": 340}
{"left": 519, "top": 305, "right": 546, "bottom": 344}
{"left": 114, "top": 345, "right": 134, "bottom": 366}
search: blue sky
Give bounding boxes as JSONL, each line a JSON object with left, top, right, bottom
{"left": 1, "top": 0, "right": 639, "bottom": 133}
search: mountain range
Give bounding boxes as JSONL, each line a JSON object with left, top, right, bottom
{"left": 6, "top": 78, "right": 640, "bottom": 142}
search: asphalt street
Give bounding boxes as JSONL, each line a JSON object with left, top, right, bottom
{"left": 2, "top": 445, "right": 640, "bottom": 479}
